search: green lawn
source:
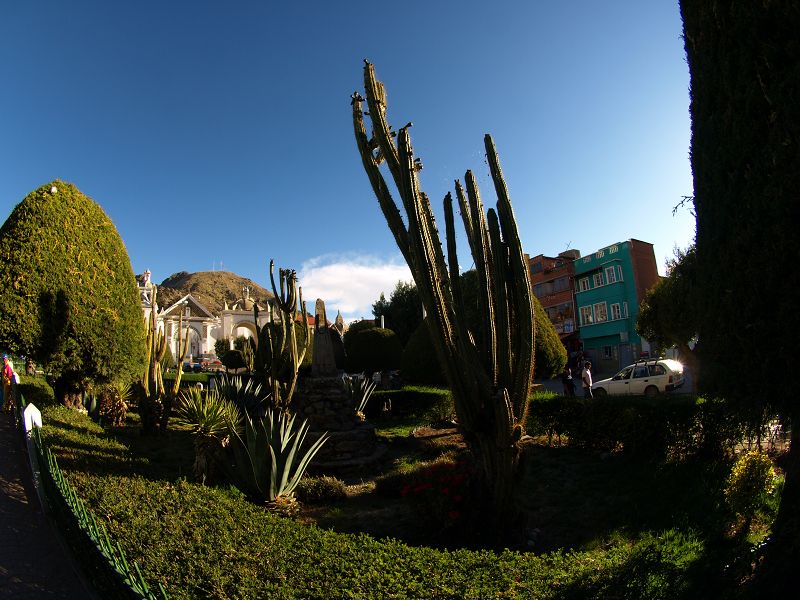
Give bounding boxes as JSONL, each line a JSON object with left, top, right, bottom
{"left": 37, "top": 402, "right": 776, "bottom": 599}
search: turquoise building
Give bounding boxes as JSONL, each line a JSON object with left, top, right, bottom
{"left": 573, "top": 239, "right": 659, "bottom": 375}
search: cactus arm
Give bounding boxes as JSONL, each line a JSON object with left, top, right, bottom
{"left": 352, "top": 89, "right": 412, "bottom": 265}
{"left": 485, "top": 135, "right": 535, "bottom": 418}
{"left": 487, "top": 209, "right": 511, "bottom": 389}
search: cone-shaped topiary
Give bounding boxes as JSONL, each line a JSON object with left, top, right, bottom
{"left": 0, "top": 180, "right": 146, "bottom": 405}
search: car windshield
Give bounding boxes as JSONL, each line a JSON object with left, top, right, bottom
{"left": 613, "top": 366, "right": 633, "bottom": 380}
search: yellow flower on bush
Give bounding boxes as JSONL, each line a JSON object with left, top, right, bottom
{"left": 724, "top": 450, "right": 777, "bottom": 520}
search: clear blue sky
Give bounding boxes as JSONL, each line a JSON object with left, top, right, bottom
{"left": 0, "top": 1, "right": 695, "bottom": 321}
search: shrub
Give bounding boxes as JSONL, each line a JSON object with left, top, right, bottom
{"left": 17, "top": 375, "right": 56, "bottom": 407}
{"left": 401, "top": 320, "right": 447, "bottom": 386}
{"left": 345, "top": 327, "right": 402, "bottom": 374}
{"left": 399, "top": 457, "right": 475, "bottom": 531}
{"left": 724, "top": 451, "right": 778, "bottom": 524}
{"left": 295, "top": 476, "right": 347, "bottom": 504}
{"left": 371, "top": 386, "right": 453, "bottom": 422}
{"left": 0, "top": 180, "right": 146, "bottom": 402}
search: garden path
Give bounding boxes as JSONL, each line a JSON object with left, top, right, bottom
{"left": 0, "top": 412, "right": 93, "bottom": 599}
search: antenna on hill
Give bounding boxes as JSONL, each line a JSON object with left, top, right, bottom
{"left": 564, "top": 241, "right": 572, "bottom": 251}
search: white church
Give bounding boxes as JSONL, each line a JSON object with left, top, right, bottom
{"left": 137, "top": 270, "right": 344, "bottom": 365}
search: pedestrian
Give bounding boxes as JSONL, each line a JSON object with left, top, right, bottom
{"left": 581, "top": 360, "right": 593, "bottom": 399}
{"left": 2, "top": 354, "right": 14, "bottom": 412}
{"left": 561, "top": 367, "right": 576, "bottom": 397}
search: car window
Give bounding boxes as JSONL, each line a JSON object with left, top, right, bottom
{"left": 613, "top": 366, "right": 633, "bottom": 381}
{"left": 633, "top": 366, "right": 649, "bottom": 378}
{"left": 649, "top": 364, "right": 666, "bottom": 376}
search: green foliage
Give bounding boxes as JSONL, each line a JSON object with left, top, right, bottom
{"left": 342, "top": 373, "right": 376, "bottom": 419}
{"left": 531, "top": 291, "right": 568, "bottom": 379}
{"left": 401, "top": 319, "right": 447, "bottom": 386}
{"left": 458, "top": 269, "right": 566, "bottom": 379}
{"left": 527, "top": 394, "right": 747, "bottom": 460}
{"left": 213, "top": 337, "right": 230, "bottom": 361}
{"left": 41, "top": 405, "right": 737, "bottom": 599}
{"left": 371, "top": 386, "right": 453, "bottom": 422}
{"left": 345, "top": 327, "right": 402, "bottom": 373}
{"left": 221, "top": 349, "right": 246, "bottom": 371}
{"left": 213, "top": 372, "right": 269, "bottom": 416}
{"left": 343, "top": 319, "right": 375, "bottom": 360}
{"left": 248, "top": 261, "right": 310, "bottom": 412}
{"left": 228, "top": 409, "right": 328, "bottom": 502}
{"left": 637, "top": 247, "right": 698, "bottom": 352}
{"left": 0, "top": 180, "right": 146, "bottom": 395}
{"left": 17, "top": 375, "right": 56, "bottom": 407}
{"left": 175, "top": 388, "right": 242, "bottom": 482}
{"left": 371, "top": 280, "right": 423, "bottom": 347}
{"left": 295, "top": 475, "right": 347, "bottom": 504}
{"left": 97, "top": 380, "right": 131, "bottom": 427}
{"left": 724, "top": 451, "right": 778, "bottom": 522}
{"left": 681, "top": 3, "right": 799, "bottom": 411}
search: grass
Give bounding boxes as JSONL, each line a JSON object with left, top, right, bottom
{"left": 36, "top": 399, "right": 779, "bottom": 599}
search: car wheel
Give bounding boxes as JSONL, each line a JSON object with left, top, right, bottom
{"left": 644, "top": 385, "right": 658, "bottom": 398}
{"left": 594, "top": 387, "right": 607, "bottom": 397}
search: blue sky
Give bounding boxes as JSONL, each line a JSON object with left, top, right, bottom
{"left": 0, "top": 1, "right": 695, "bottom": 321}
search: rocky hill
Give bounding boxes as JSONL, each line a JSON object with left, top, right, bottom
{"left": 156, "top": 271, "right": 274, "bottom": 315}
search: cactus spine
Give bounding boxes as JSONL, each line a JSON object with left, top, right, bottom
{"left": 249, "top": 260, "right": 310, "bottom": 413}
{"left": 352, "top": 61, "right": 535, "bottom": 524}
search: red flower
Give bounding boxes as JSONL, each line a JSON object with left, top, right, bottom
{"left": 448, "top": 510, "right": 461, "bottom": 521}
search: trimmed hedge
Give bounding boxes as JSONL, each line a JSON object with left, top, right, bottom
{"left": 527, "top": 395, "right": 746, "bottom": 460}
{"left": 17, "top": 375, "right": 57, "bottom": 407}
{"left": 371, "top": 386, "right": 453, "bottom": 422}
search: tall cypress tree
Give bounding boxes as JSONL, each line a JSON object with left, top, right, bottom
{"left": 681, "top": 1, "right": 800, "bottom": 587}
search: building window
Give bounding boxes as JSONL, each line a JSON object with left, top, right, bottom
{"left": 553, "top": 276, "right": 570, "bottom": 293}
{"left": 596, "top": 250, "right": 605, "bottom": 259}
{"left": 578, "top": 277, "right": 589, "bottom": 292}
{"left": 609, "top": 245, "right": 619, "bottom": 254}
{"left": 531, "top": 261, "right": 543, "bottom": 274}
{"left": 605, "top": 266, "right": 617, "bottom": 284}
{"left": 593, "top": 272, "right": 604, "bottom": 288}
{"left": 594, "top": 302, "right": 608, "bottom": 323}
{"left": 602, "top": 346, "right": 613, "bottom": 359}
{"left": 580, "top": 305, "right": 593, "bottom": 325}
{"left": 610, "top": 303, "right": 621, "bottom": 320}
{"left": 583, "top": 257, "right": 591, "bottom": 263}
{"left": 623, "top": 302, "right": 629, "bottom": 318}
{"left": 617, "top": 265, "right": 624, "bottom": 281}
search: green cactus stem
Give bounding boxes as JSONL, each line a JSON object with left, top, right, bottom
{"left": 352, "top": 61, "right": 535, "bottom": 528}
{"left": 249, "top": 260, "right": 310, "bottom": 413}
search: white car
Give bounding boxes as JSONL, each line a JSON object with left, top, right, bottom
{"left": 591, "top": 358, "right": 684, "bottom": 397}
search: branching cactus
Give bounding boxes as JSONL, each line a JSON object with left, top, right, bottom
{"left": 352, "top": 61, "right": 535, "bottom": 524}
{"left": 249, "top": 260, "right": 311, "bottom": 413}
{"left": 141, "top": 286, "right": 167, "bottom": 434}
{"left": 170, "top": 310, "right": 191, "bottom": 398}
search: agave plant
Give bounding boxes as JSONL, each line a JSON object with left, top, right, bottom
{"left": 342, "top": 373, "right": 376, "bottom": 421}
{"left": 99, "top": 380, "right": 132, "bottom": 427}
{"left": 176, "top": 388, "right": 242, "bottom": 483}
{"left": 214, "top": 372, "right": 270, "bottom": 417}
{"left": 229, "top": 409, "right": 329, "bottom": 503}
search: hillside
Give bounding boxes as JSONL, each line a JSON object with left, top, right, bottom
{"left": 156, "top": 271, "right": 274, "bottom": 315}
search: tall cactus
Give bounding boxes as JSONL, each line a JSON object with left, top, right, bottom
{"left": 141, "top": 285, "right": 167, "bottom": 434}
{"left": 249, "top": 260, "right": 311, "bottom": 413}
{"left": 352, "top": 61, "right": 535, "bottom": 524}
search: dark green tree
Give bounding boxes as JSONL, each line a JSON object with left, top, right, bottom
{"left": 214, "top": 337, "right": 230, "bottom": 362}
{"left": 345, "top": 327, "right": 402, "bottom": 375}
{"left": 0, "top": 180, "right": 146, "bottom": 405}
{"left": 401, "top": 319, "right": 446, "bottom": 386}
{"left": 637, "top": 246, "right": 699, "bottom": 390}
{"left": 342, "top": 318, "right": 376, "bottom": 367}
{"left": 681, "top": 1, "right": 800, "bottom": 586}
{"left": 371, "top": 280, "right": 423, "bottom": 347}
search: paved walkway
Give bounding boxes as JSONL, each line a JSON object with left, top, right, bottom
{"left": 0, "top": 412, "right": 93, "bottom": 599}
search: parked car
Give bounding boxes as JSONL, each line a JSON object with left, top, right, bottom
{"left": 591, "top": 358, "right": 684, "bottom": 397}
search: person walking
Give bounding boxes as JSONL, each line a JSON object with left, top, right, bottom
{"left": 2, "top": 355, "right": 14, "bottom": 412}
{"left": 581, "top": 360, "right": 593, "bottom": 399}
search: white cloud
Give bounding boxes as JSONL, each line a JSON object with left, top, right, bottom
{"left": 297, "top": 253, "right": 413, "bottom": 323}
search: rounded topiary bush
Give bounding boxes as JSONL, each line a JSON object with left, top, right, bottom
{"left": 0, "top": 181, "right": 146, "bottom": 402}
{"left": 401, "top": 320, "right": 446, "bottom": 386}
{"left": 724, "top": 450, "right": 778, "bottom": 524}
{"left": 345, "top": 327, "right": 401, "bottom": 374}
